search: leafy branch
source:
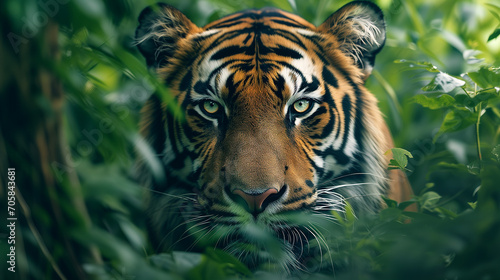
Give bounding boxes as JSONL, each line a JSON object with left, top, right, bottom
{"left": 397, "top": 60, "right": 500, "bottom": 169}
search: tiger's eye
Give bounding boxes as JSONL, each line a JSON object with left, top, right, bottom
{"left": 203, "top": 100, "right": 220, "bottom": 114}
{"left": 293, "top": 99, "right": 310, "bottom": 114}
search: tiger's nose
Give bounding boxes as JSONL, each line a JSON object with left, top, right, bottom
{"left": 232, "top": 187, "right": 284, "bottom": 214}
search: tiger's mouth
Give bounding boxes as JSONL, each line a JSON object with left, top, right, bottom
{"left": 225, "top": 184, "right": 289, "bottom": 218}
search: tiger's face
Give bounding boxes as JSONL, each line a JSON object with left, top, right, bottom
{"left": 136, "top": 1, "right": 408, "bottom": 269}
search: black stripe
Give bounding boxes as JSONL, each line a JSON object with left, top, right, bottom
{"left": 309, "top": 108, "right": 331, "bottom": 139}
{"left": 200, "top": 31, "right": 245, "bottom": 57}
{"left": 335, "top": 70, "right": 364, "bottom": 157}
{"left": 322, "top": 66, "right": 339, "bottom": 88}
{"left": 303, "top": 146, "right": 324, "bottom": 179}
{"left": 272, "top": 45, "right": 302, "bottom": 59}
{"left": 179, "top": 70, "right": 192, "bottom": 92}
{"left": 299, "top": 32, "right": 322, "bottom": 42}
{"left": 303, "top": 106, "right": 328, "bottom": 134}
{"left": 340, "top": 94, "right": 352, "bottom": 152}
{"left": 208, "top": 209, "right": 238, "bottom": 217}
{"left": 314, "top": 50, "right": 330, "bottom": 66}
{"left": 145, "top": 95, "right": 166, "bottom": 155}
{"left": 211, "top": 45, "right": 247, "bottom": 60}
{"left": 298, "top": 76, "right": 319, "bottom": 93}
{"left": 282, "top": 192, "right": 315, "bottom": 206}
{"left": 274, "top": 61, "right": 307, "bottom": 81}
{"left": 207, "top": 12, "right": 257, "bottom": 28}
{"left": 192, "top": 30, "right": 218, "bottom": 43}
{"left": 261, "top": 10, "right": 300, "bottom": 21}
{"left": 165, "top": 42, "right": 201, "bottom": 85}
{"left": 305, "top": 180, "right": 314, "bottom": 188}
{"left": 166, "top": 110, "right": 179, "bottom": 155}
{"left": 209, "top": 20, "right": 247, "bottom": 29}
{"left": 274, "top": 29, "right": 307, "bottom": 49}
{"left": 329, "top": 147, "right": 350, "bottom": 165}
{"left": 225, "top": 73, "right": 241, "bottom": 104}
{"left": 354, "top": 88, "right": 365, "bottom": 153}
{"left": 303, "top": 117, "right": 322, "bottom": 128}
{"left": 258, "top": 62, "right": 279, "bottom": 73}
{"left": 193, "top": 81, "right": 206, "bottom": 95}
{"left": 271, "top": 19, "right": 307, "bottom": 29}
{"left": 274, "top": 74, "right": 285, "bottom": 100}
{"left": 199, "top": 60, "right": 241, "bottom": 93}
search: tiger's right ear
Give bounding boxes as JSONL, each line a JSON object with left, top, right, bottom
{"left": 135, "top": 3, "right": 199, "bottom": 68}
{"left": 318, "top": 1, "right": 386, "bottom": 79}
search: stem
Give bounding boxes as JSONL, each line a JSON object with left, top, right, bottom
{"left": 473, "top": 83, "right": 482, "bottom": 169}
{"left": 476, "top": 102, "right": 482, "bottom": 169}
{"left": 17, "top": 189, "right": 68, "bottom": 280}
{"left": 460, "top": 86, "right": 473, "bottom": 99}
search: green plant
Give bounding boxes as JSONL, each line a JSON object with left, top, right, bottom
{"left": 1, "top": 0, "right": 499, "bottom": 279}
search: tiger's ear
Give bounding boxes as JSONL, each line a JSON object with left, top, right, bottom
{"left": 318, "top": 1, "right": 386, "bottom": 78}
{"left": 135, "top": 3, "right": 199, "bottom": 68}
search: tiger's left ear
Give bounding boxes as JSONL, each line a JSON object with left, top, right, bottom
{"left": 318, "top": 1, "right": 386, "bottom": 79}
{"left": 135, "top": 3, "right": 200, "bottom": 68}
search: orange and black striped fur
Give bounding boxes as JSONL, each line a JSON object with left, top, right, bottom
{"left": 135, "top": 1, "right": 414, "bottom": 269}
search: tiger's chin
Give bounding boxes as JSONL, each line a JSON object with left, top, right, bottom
{"left": 185, "top": 211, "right": 320, "bottom": 271}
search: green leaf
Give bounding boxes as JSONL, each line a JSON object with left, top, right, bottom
{"left": 454, "top": 93, "right": 475, "bottom": 108}
{"left": 150, "top": 252, "right": 202, "bottom": 273}
{"left": 382, "top": 196, "right": 398, "bottom": 208}
{"left": 454, "top": 88, "right": 498, "bottom": 108}
{"left": 435, "top": 207, "right": 458, "bottom": 219}
{"left": 486, "top": 3, "right": 500, "bottom": 22}
{"left": 398, "top": 200, "right": 417, "bottom": 211}
{"left": 440, "top": 29, "right": 466, "bottom": 52}
{"left": 394, "top": 59, "right": 440, "bottom": 72}
{"left": 477, "top": 161, "right": 500, "bottom": 212}
{"left": 187, "top": 257, "right": 228, "bottom": 280}
{"left": 388, "top": 159, "right": 402, "bottom": 170}
{"left": 204, "top": 248, "right": 252, "bottom": 277}
{"left": 489, "top": 105, "right": 500, "bottom": 119}
{"left": 434, "top": 108, "right": 478, "bottom": 141}
{"left": 331, "top": 210, "right": 347, "bottom": 226}
{"left": 463, "top": 49, "right": 485, "bottom": 64}
{"left": 473, "top": 87, "right": 500, "bottom": 104}
{"left": 330, "top": 200, "right": 356, "bottom": 226}
{"left": 386, "top": 148, "right": 413, "bottom": 171}
{"left": 422, "top": 72, "right": 466, "bottom": 93}
{"left": 419, "top": 191, "right": 442, "bottom": 211}
{"left": 488, "top": 28, "right": 500, "bottom": 42}
{"left": 492, "top": 145, "right": 500, "bottom": 162}
{"left": 467, "top": 160, "right": 481, "bottom": 175}
{"left": 287, "top": 0, "right": 297, "bottom": 11}
{"left": 345, "top": 200, "right": 356, "bottom": 224}
{"left": 412, "top": 94, "right": 456, "bottom": 109}
{"left": 434, "top": 162, "right": 470, "bottom": 173}
{"left": 467, "top": 66, "right": 500, "bottom": 89}
{"left": 379, "top": 208, "right": 403, "bottom": 222}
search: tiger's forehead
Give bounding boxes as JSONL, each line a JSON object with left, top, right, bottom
{"left": 191, "top": 9, "right": 323, "bottom": 101}
{"left": 202, "top": 8, "right": 316, "bottom": 31}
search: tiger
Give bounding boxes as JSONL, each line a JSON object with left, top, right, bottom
{"left": 135, "top": 0, "right": 414, "bottom": 271}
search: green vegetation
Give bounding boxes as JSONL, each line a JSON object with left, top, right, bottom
{"left": 1, "top": 0, "right": 499, "bottom": 279}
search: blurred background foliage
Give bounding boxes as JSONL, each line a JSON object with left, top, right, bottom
{"left": 0, "top": 0, "right": 499, "bottom": 279}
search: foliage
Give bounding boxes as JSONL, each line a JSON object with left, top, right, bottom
{"left": 1, "top": 0, "right": 499, "bottom": 279}
{"left": 386, "top": 148, "right": 414, "bottom": 171}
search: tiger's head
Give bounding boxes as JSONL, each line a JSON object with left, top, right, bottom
{"left": 135, "top": 1, "right": 411, "bottom": 270}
